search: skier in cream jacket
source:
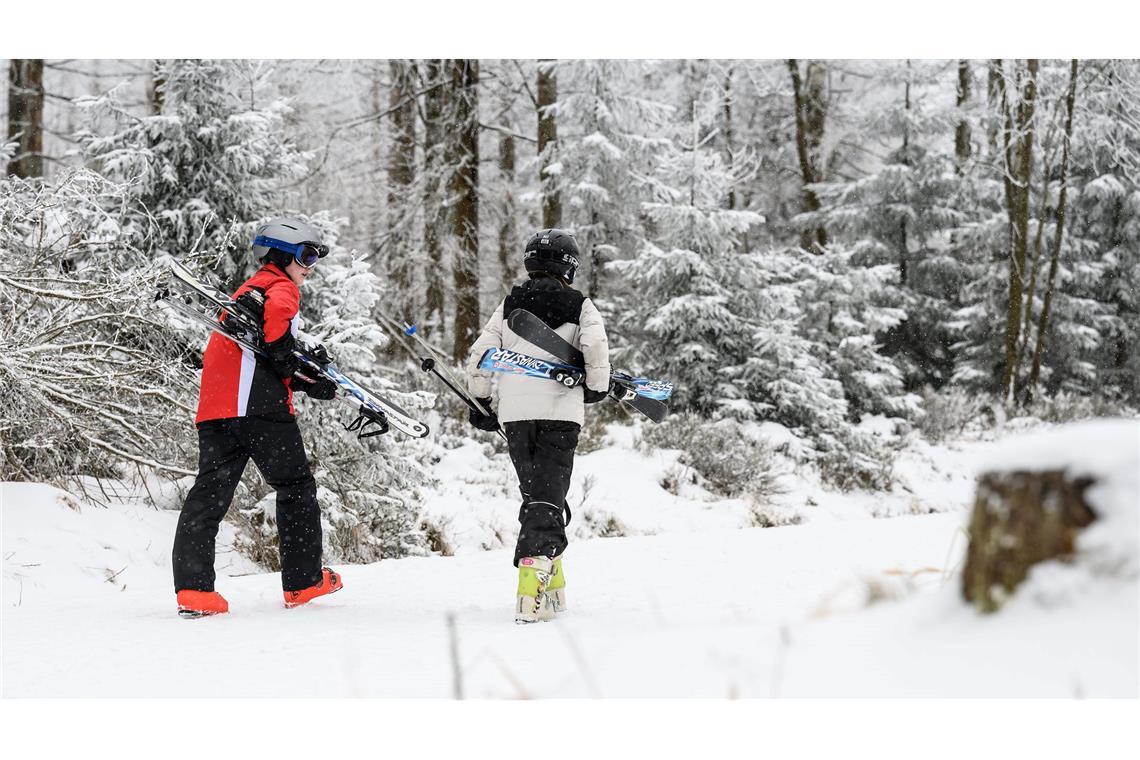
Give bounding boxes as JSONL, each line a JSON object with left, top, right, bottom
{"left": 465, "top": 228, "right": 611, "bottom": 623}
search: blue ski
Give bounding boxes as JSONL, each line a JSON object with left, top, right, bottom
{"left": 478, "top": 348, "right": 673, "bottom": 402}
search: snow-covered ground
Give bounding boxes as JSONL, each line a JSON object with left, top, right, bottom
{"left": 420, "top": 419, "right": 986, "bottom": 557}
{"left": 3, "top": 421, "right": 1137, "bottom": 697}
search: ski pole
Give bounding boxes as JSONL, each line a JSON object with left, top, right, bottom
{"left": 382, "top": 316, "right": 506, "bottom": 440}
{"left": 400, "top": 325, "right": 491, "bottom": 413}
{"left": 419, "top": 357, "right": 482, "bottom": 414}
{"left": 415, "top": 354, "right": 506, "bottom": 441}
{"left": 421, "top": 356, "right": 506, "bottom": 440}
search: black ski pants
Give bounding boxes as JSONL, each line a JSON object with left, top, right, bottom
{"left": 505, "top": 420, "right": 580, "bottom": 566}
{"left": 173, "top": 417, "right": 322, "bottom": 593}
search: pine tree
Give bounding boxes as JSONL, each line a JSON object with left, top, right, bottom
{"left": 614, "top": 91, "right": 760, "bottom": 412}
{"left": 548, "top": 60, "right": 672, "bottom": 298}
{"left": 77, "top": 59, "right": 309, "bottom": 278}
{"left": 613, "top": 95, "right": 892, "bottom": 488}
{"left": 801, "top": 60, "right": 970, "bottom": 391}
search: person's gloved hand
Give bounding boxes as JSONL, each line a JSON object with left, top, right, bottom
{"left": 297, "top": 376, "right": 337, "bottom": 400}
{"left": 265, "top": 332, "right": 299, "bottom": 379}
{"left": 583, "top": 387, "right": 609, "bottom": 404}
{"left": 223, "top": 289, "right": 266, "bottom": 334}
{"left": 468, "top": 398, "right": 500, "bottom": 432}
{"left": 306, "top": 343, "right": 334, "bottom": 366}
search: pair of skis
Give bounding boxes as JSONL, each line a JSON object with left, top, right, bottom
{"left": 477, "top": 309, "right": 673, "bottom": 423}
{"left": 158, "top": 259, "right": 430, "bottom": 439}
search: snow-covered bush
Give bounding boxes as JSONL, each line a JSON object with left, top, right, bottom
{"left": 640, "top": 414, "right": 786, "bottom": 501}
{"left": 0, "top": 170, "right": 195, "bottom": 485}
{"left": 917, "top": 385, "right": 988, "bottom": 443}
{"left": 1020, "top": 392, "right": 1136, "bottom": 425}
{"left": 749, "top": 502, "right": 803, "bottom": 528}
{"left": 576, "top": 400, "right": 624, "bottom": 454}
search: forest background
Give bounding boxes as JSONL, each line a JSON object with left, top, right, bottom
{"left": 2, "top": 56, "right": 1137, "bottom": 563}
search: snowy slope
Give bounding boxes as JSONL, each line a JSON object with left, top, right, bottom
{"left": 4, "top": 473, "right": 1136, "bottom": 697}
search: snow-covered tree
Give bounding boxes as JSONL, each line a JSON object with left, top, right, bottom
{"left": 613, "top": 92, "right": 760, "bottom": 413}
{"left": 547, "top": 59, "right": 672, "bottom": 298}
{"left": 800, "top": 61, "right": 969, "bottom": 391}
{"left": 950, "top": 60, "right": 1122, "bottom": 404}
{"left": 614, "top": 100, "right": 893, "bottom": 488}
{"left": 1060, "top": 60, "right": 1140, "bottom": 404}
{"left": 77, "top": 59, "right": 309, "bottom": 279}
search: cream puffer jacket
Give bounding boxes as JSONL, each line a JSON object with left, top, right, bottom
{"left": 466, "top": 290, "right": 610, "bottom": 426}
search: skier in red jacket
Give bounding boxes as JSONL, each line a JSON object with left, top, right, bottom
{"left": 173, "top": 217, "right": 343, "bottom": 617}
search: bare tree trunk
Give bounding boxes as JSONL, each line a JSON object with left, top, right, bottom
{"left": 999, "top": 59, "right": 1038, "bottom": 402}
{"left": 900, "top": 60, "right": 912, "bottom": 286}
{"left": 955, "top": 59, "right": 972, "bottom": 171}
{"left": 387, "top": 60, "right": 418, "bottom": 313}
{"left": 986, "top": 60, "right": 1003, "bottom": 162}
{"left": 537, "top": 59, "right": 561, "bottom": 228}
{"left": 421, "top": 59, "right": 447, "bottom": 334}
{"left": 149, "top": 60, "right": 165, "bottom": 115}
{"left": 1014, "top": 125, "right": 1059, "bottom": 394}
{"left": 498, "top": 128, "right": 518, "bottom": 294}
{"left": 788, "top": 59, "right": 828, "bottom": 253}
{"left": 723, "top": 64, "right": 736, "bottom": 212}
{"left": 1028, "top": 60, "right": 1080, "bottom": 398}
{"left": 449, "top": 60, "right": 480, "bottom": 363}
{"left": 7, "top": 59, "right": 45, "bottom": 178}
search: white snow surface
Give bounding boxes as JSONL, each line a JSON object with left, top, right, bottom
{"left": 2, "top": 421, "right": 1137, "bottom": 697}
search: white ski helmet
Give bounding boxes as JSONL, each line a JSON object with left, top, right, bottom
{"left": 252, "top": 216, "right": 329, "bottom": 266}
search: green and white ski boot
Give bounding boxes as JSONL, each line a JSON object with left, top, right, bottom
{"left": 516, "top": 556, "right": 560, "bottom": 623}
{"left": 547, "top": 556, "right": 567, "bottom": 613}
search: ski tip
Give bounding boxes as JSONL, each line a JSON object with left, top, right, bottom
{"left": 405, "top": 324, "right": 418, "bottom": 336}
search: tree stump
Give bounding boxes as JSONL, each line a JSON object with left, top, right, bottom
{"left": 962, "top": 470, "right": 1096, "bottom": 612}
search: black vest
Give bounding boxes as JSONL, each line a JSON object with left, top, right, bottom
{"left": 503, "top": 276, "right": 586, "bottom": 330}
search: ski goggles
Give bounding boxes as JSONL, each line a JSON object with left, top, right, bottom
{"left": 254, "top": 235, "right": 329, "bottom": 268}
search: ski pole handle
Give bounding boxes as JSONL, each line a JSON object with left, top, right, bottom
{"left": 420, "top": 358, "right": 490, "bottom": 417}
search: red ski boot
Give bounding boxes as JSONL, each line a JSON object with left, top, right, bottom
{"left": 283, "top": 567, "right": 343, "bottom": 608}
{"left": 176, "top": 589, "right": 229, "bottom": 618}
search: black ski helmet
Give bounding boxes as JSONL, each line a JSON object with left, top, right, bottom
{"left": 523, "top": 228, "right": 580, "bottom": 284}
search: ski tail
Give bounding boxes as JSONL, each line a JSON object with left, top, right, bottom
{"left": 506, "top": 309, "right": 585, "bottom": 367}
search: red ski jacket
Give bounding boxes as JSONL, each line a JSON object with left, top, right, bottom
{"left": 195, "top": 264, "right": 301, "bottom": 424}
